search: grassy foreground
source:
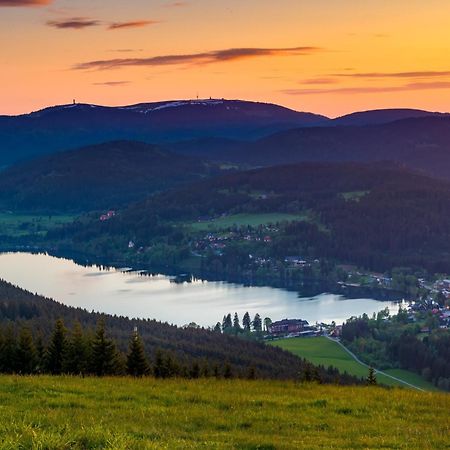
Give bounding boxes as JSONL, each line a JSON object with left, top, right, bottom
{"left": 269, "top": 337, "right": 437, "bottom": 390}
{"left": 0, "top": 376, "right": 449, "bottom": 449}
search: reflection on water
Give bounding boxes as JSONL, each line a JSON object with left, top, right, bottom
{"left": 0, "top": 252, "right": 399, "bottom": 327}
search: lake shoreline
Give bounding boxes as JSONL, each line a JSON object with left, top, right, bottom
{"left": 0, "top": 244, "right": 406, "bottom": 302}
{"left": 0, "top": 251, "right": 402, "bottom": 327}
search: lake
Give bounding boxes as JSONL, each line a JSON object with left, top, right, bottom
{"left": 0, "top": 252, "right": 400, "bottom": 327}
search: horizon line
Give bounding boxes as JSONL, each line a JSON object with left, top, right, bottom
{"left": 1, "top": 97, "right": 449, "bottom": 120}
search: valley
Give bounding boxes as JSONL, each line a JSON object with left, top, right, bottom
{"left": 4, "top": 2, "right": 450, "bottom": 448}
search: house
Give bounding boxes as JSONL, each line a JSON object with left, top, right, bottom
{"left": 99, "top": 210, "right": 116, "bottom": 221}
{"left": 329, "top": 325, "right": 342, "bottom": 338}
{"left": 268, "top": 318, "right": 309, "bottom": 335}
{"left": 284, "top": 256, "right": 307, "bottom": 266}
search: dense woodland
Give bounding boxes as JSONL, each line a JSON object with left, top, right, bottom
{"left": 209, "top": 116, "right": 450, "bottom": 181}
{"left": 341, "top": 312, "right": 450, "bottom": 390}
{"left": 0, "top": 279, "right": 360, "bottom": 384}
{"left": 48, "top": 162, "right": 450, "bottom": 274}
{"left": 0, "top": 141, "right": 220, "bottom": 212}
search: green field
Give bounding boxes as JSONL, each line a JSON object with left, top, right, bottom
{"left": 0, "top": 376, "right": 448, "bottom": 449}
{"left": 269, "top": 337, "right": 436, "bottom": 390}
{"left": 0, "top": 213, "right": 76, "bottom": 237}
{"left": 384, "top": 369, "right": 439, "bottom": 391}
{"left": 190, "top": 213, "right": 309, "bottom": 231}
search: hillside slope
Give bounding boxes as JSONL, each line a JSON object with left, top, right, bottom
{"left": 177, "top": 117, "right": 450, "bottom": 180}
{"left": 332, "top": 108, "right": 446, "bottom": 126}
{"left": 0, "top": 279, "right": 340, "bottom": 381}
{"left": 0, "top": 141, "right": 217, "bottom": 212}
{"left": 0, "top": 376, "right": 448, "bottom": 449}
{"left": 0, "top": 99, "right": 328, "bottom": 166}
{"left": 55, "top": 162, "right": 450, "bottom": 273}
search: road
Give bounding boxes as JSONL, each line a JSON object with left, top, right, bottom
{"left": 325, "top": 336, "right": 425, "bottom": 392}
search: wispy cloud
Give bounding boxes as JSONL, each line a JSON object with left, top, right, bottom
{"left": 93, "top": 81, "right": 130, "bottom": 86}
{"left": 74, "top": 46, "right": 322, "bottom": 71}
{"left": 0, "top": 0, "right": 51, "bottom": 6}
{"left": 300, "top": 77, "right": 337, "bottom": 85}
{"left": 108, "top": 20, "right": 160, "bottom": 30}
{"left": 47, "top": 17, "right": 100, "bottom": 29}
{"left": 283, "top": 81, "right": 450, "bottom": 95}
{"left": 108, "top": 49, "right": 144, "bottom": 53}
{"left": 332, "top": 70, "right": 450, "bottom": 79}
{"left": 165, "top": 1, "right": 188, "bottom": 7}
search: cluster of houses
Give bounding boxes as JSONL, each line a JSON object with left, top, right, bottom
{"left": 99, "top": 210, "right": 116, "bottom": 221}
{"left": 192, "top": 227, "right": 278, "bottom": 257}
{"left": 435, "top": 279, "right": 450, "bottom": 301}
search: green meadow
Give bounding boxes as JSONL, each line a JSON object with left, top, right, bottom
{"left": 0, "top": 213, "right": 76, "bottom": 237}
{"left": 269, "top": 337, "right": 437, "bottom": 390}
{"left": 189, "top": 213, "right": 309, "bottom": 231}
{"left": 0, "top": 375, "right": 448, "bottom": 449}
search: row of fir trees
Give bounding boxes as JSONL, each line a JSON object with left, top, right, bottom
{"left": 0, "top": 319, "right": 238, "bottom": 378}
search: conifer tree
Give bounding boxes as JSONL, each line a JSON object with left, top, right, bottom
{"left": 64, "top": 321, "right": 88, "bottom": 375}
{"left": 222, "top": 313, "right": 232, "bottom": 333}
{"left": 0, "top": 326, "right": 17, "bottom": 373}
{"left": 90, "top": 319, "right": 117, "bottom": 376}
{"left": 247, "top": 365, "right": 256, "bottom": 380}
{"left": 16, "top": 327, "right": 37, "bottom": 374}
{"left": 153, "top": 349, "right": 166, "bottom": 378}
{"left": 46, "top": 319, "right": 67, "bottom": 374}
{"left": 190, "top": 361, "right": 200, "bottom": 379}
{"left": 213, "top": 322, "right": 222, "bottom": 333}
{"left": 367, "top": 367, "right": 377, "bottom": 385}
{"left": 126, "top": 328, "right": 149, "bottom": 377}
{"left": 252, "top": 313, "right": 262, "bottom": 333}
{"left": 242, "top": 312, "right": 251, "bottom": 332}
{"left": 34, "top": 333, "right": 46, "bottom": 374}
{"left": 223, "top": 362, "right": 233, "bottom": 379}
{"left": 233, "top": 312, "right": 241, "bottom": 334}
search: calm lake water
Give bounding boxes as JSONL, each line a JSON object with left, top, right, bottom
{"left": 0, "top": 252, "right": 400, "bottom": 327}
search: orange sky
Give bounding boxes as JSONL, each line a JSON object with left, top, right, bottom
{"left": 1, "top": 0, "right": 450, "bottom": 117}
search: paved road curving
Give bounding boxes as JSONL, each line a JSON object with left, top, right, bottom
{"left": 325, "top": 336, "right": 425, "bottom": 391}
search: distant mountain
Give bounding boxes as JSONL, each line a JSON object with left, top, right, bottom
{"left": 0, "top": 99, "right": 329, "bottom": 166}
{"left": 332, "top": 108, "right": 446, "bottom": 126}
{"left": 0, "top": 141, "right": 217, "bottom": 212}
{"left": 188, "top": 116, "right": 450, "bottom": 180}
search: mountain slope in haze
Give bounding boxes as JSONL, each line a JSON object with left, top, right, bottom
{"left": 197, "top": 116, "right": 450, "bottom": 180}
{"left": 0, "top": 99, "right": 328, "bottom": 166}
{"left": 332, "top": 108, "right": 446, "bottom": 126}
{"left": 0, "top": 141, "right": 217, "bottom": 212}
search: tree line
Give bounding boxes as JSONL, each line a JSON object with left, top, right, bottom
{"left": 214, "top": 312, "right": 271, "bottom": 335}
{"left": 0, "top": 279, "right": 362, "bottom": 385}
{"left": 341, "top": 311, "right": 450, "bottom": 391}
{"left": 0, "top": 318, "right": 243, "bottom": 379}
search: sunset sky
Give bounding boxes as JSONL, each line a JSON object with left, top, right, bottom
{"left": 2, "top": 0, "right": 450, "bottom": 116}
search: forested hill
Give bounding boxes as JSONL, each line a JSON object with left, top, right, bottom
{"left": 0, "top": 279, "right": 359, "bottom": 383}
{"left": 172, "top": 117, "right": 450, "bottom": 181}
{"left": 0, "top": 99, "right": 328, "bottom": 166}
{"left": 0, "top": 141, "right": 219, "bottom": 212}
{"left": 53, "top": 162, "right": 450, "bottom": 273}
